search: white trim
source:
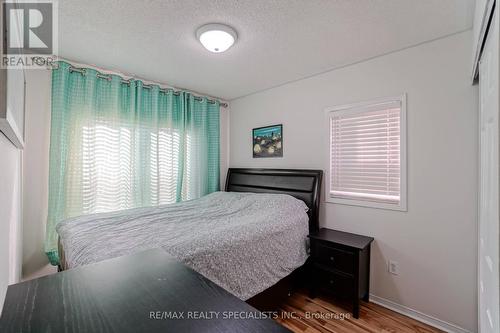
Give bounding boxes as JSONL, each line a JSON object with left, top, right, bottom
{"left": 369, "top": 294, "right": 474, "bottom": 333}
{"left": 471, "top": 0, "right": 496, "bottom": 81}
{"left": 326, "top": 196, "right": 406, "bottom": 211}
{"left": 8, "top": 149, "right": 22, "bottom": 285}
{"left": 324, "top": 94, "right": 408, "bottom": 212}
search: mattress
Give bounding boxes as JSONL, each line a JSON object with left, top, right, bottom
{"left": 56, "top": 191, "right": 310, "bottom": 300}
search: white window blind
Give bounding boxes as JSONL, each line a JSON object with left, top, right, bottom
{"left": 329, "top": 99, "right": 403, "bottom": 206}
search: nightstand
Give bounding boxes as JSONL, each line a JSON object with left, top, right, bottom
{"left": 308, "top": 228, "right": 374, "bottom": 318}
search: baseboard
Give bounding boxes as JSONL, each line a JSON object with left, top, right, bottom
{"left": 369, "top": 294, "right": 474, "bottom": 333}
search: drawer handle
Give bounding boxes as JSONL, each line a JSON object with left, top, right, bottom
{"left": 330, "top": 256, "right": 335, "bottom": 262}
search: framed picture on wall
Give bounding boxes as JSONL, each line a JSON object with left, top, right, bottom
{"left": 252, "top": 124, "right": 283, "bottom": 158}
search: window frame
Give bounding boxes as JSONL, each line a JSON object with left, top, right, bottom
{"left": 324, "top": 94, "right": 407, "bottom": 211}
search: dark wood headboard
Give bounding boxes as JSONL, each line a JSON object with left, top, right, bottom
{"left": 225, "top": 168, "right": 323, "bottom": 232}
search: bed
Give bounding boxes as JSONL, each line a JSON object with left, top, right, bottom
{"left": 57, "top": 168, "right": 323, "bottom": 302}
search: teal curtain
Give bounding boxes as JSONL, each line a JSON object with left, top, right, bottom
{"left": 45, "top": 61, "right": 220, "bottom": 265}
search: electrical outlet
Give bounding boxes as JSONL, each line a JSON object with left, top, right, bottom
{"left": 388, "top": 260, "right": 399, "bottom": 275}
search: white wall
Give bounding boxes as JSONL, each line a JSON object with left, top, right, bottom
{"left": 0, "top": 133, "right": 22, "bottom": 312}
{"left": 229, "top": 31, "right": 478, "bottom": 332}
{"left": 22, "top": 69, "right": 54, "bottom": 279}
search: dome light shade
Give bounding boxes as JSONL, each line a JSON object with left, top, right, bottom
{"left": 196, "top": 23, "right": 237, "bottom": 53}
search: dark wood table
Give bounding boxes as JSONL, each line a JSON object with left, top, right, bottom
{"left": 0, "top": 249, "right": 290, "bottom": 332}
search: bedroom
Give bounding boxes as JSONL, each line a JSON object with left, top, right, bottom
{"left": 0, "top": 1, "right": 496, "bottom": 333}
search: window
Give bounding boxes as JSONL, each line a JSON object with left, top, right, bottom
{"left": 81, "top": 123, "right": 199, "bottom": 215}
{"left": 45, "top": 61, "right": 221, "bottom": 265}
{"left": 326, "top": 95, "right": 407, "bottom": 211}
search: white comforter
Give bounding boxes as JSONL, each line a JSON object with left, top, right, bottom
{"left": 57, "top": 191, "right": 310, "bottom": 300}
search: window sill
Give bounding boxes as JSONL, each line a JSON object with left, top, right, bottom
{"left": 324, "top": 197, "right": 407, "bottom": 212}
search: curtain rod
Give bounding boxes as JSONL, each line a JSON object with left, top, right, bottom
{"left": 49, "top": 62, "right": 228, "bottom": 108}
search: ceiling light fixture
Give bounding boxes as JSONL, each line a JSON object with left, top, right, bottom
{"left": 196, "top": 23, "right": 237, "bottom": 53}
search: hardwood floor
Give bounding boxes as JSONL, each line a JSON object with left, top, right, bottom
{"left": 274, "top": 290, "right": 443, "bottom": 333}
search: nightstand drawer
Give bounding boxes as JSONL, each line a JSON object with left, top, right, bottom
{"left": 316, "top": 268, "right": 354, "bottom": 298}
{"left": 314, "top": 243, "right": 354, "bottom": 274}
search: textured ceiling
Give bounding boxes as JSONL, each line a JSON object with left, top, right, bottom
{"left": 58, "top": 0, "right": 475, "bottom": 100}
